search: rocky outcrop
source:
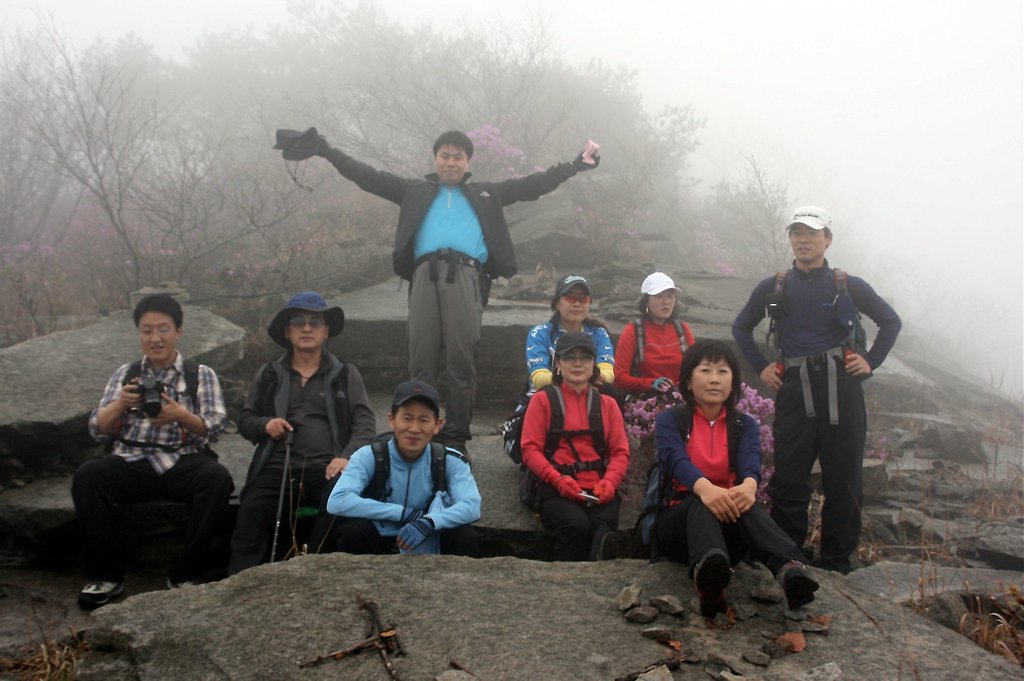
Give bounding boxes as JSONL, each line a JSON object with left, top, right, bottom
{"left": 0, "top": 306, "right": 245, "bottom": 479}
{"left": 76, "top": 555, "right": 1021, "bottom": 681}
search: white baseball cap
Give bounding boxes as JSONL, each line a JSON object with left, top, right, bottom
{"left": 641, "top": 272, "right": 682, "bottom": 296}
{"left": 787, "top": 206, "right": 832, "bottom": 232}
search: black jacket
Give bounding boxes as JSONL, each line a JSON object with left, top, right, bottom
{"left": 324, "top": 147, "right": 578, "bottom": 280}
{"left": 237, "top": 353, "right": 374, "bottom": 500}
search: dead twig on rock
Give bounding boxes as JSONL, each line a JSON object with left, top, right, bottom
{"left": 298, "top": 597, "right": 404, "bottom": 679}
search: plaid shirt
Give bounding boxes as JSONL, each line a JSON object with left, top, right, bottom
{"left": 88, "top": 353, "right": 227, "bottom": 474}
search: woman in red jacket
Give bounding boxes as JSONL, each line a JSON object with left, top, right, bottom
{"left": 614, "top": 272, "right": 696, "bottom": 396}
{"left": 520, "top": 332, "right": 631, "bottom": 561}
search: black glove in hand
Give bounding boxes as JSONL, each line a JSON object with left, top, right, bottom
{"left": 273, "top": 127, "right": 330, "bottom": 160}
{"left": 571, "top": 150, "right": 600, "bottom": 172}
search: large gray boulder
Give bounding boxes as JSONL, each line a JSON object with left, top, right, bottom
{"left": 77, "top": 555, "right": 1021, "bottom": 681}
{"left": 0, "top": 306, "right": 245, "bottom": 455}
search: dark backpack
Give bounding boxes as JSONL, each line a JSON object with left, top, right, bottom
{"left": 517, "top": 385, "right": 608, "bottom": 510}
{"left": 631, "top": 318, "right": 689, "bottom": 374}
{"left": 364, "top": 435, "right": 468, "bottom": 504}
{"left": 765, "top": 268, "right": 867, "bottom": 356}
{"left": 637, "top": 405, "right": 742, "bottom": 548}
{"left": 113, "top": 359, "right": 217, "bottom": 458}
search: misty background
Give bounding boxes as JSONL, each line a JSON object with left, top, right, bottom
{"left": 3, "top": 0, "right": 1022, "bottom": 397}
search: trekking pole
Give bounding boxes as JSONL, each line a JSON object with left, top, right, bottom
{"left": 270, "top": 429, "right": 294, "bottom": 564}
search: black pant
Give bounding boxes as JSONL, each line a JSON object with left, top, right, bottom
{"left": 228, "top": 461, "right": 340, "bottom": 574}
{"left": 654, "top": 494, "right": 804, "bottom": 577}
{"left": 71, "top": 453, "right": 234, "bottom": 583}
{"left": 769, "top": 361, "right": 866, "bottom": 572}
{"left": 537, "top": 484, "right": 621, "bottom": 561}
{"left": 334, "top": 517, "right": 480, "bottom": 557}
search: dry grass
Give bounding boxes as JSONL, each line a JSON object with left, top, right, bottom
{"left": 0, "top": 629, "right": 87, "bottom": 681}
{"left": 959, "top": 586, "right": 1024, "bottom": 667}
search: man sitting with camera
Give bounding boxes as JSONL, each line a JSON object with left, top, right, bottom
{"left": 71, "top": 294, "right": 233, "bottom": 609}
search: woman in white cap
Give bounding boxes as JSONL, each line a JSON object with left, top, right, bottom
{"left": 614, "top": 272, "right": 695, "bottom": 395}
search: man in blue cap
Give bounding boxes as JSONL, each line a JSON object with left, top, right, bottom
{"left": 229, "top": 291, "right": 376, "bottom": 572}
{"left": 327, "top": 379, "right": 481, "bottom": 556}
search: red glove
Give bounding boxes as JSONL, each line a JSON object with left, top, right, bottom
{"left": 593, "top": 479, "right": 615, "bottom": 505}
{"left": 553, "top": 475, "right": 583, "bottom": 501}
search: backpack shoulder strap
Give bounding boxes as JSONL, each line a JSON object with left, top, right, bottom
{"left": 121, "top": 360, "right": 143, "bottom": 386}
{"left": 833, "top": 268, "right": 847, "bottom": 294}
{"left": 429, "top": 442, "right": 447, "bottom": 494}
{"left": 366, "top": 439, "right": 391, "bottom": 500}
{"left": 672, "top": 405, "right": 693, "bottom": 445}
{"left": 182, "top": 359, "right": 201, "bottom": 407}
{"left": 774, "top": 270, "right": 789, "bottom": 294}
{"left": 541, "top": 385, "right": 564, "bottom": 460}
{"left": 726, "top": 412, "right": 743, "bottom": 483}
{"left": 634, "top": 319, "right": 645, "bottom": 367}
{"left": 586, "top": 386, "right": 607, "bottom": 456}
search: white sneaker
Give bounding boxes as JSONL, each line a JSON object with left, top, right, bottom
{"left": 78, "top": 581, "right": 124, "bottom": 610}
{"left": 166, "top": 578, "right": 198, "bottom": 589}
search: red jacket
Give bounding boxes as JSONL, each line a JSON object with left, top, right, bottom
{"left": 520, "top": 384, "right": 631, "bottom": 490}
{"left": 613, "top": 319, "right": 695, "bottom": 394}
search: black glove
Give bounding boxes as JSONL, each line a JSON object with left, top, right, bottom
{"left": 571, "top": 150, "right": 600, "bottom": 172}
{"left": 273, "top": 127, "right": 330, "bottom": 161}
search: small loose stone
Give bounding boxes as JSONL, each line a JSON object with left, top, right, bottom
{"left": 750, "top": 586, "right": 783, "bottom": 603}
{"left": 625, "top": 606, "right": 659, "bottom": 623}
{"left": 743, "top": 650, "right": 771, "bottom": 667}
{"left": 617, "top": 584, "right": 642, "bottom": 612}
{"left": 640, "top": 626, "right": 674, "bottom": 641}
{"left": 649, "top": 595, "right": 685, "bottom": 616}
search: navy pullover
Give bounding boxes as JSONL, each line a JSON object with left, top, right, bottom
{"left": 732, "top": 261, "right": 902, "bottom": 373}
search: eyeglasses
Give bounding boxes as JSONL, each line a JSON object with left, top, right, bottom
{"left": 561, "top": 294, "right": 592, "bottom": 305}
{"left": 139, "top": 325, "right": 176, "bottom": 337}
{"left": 558, "top": 352, "right": 595, "bottom": 364}
{"left": 288, "top": 316, "right": 327, "bottom": 329}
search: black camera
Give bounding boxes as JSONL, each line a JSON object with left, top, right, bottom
{"left": 137, "top": 375, "right": 165, "bottom": 417}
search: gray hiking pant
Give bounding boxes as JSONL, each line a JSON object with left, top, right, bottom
{"left": 407, "top": 260, "right": 482, "bottom": 445}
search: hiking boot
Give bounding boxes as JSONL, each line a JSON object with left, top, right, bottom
{"left": 167, "top": 577, "right": 198, "bottom": 589}
{"left": 778, "top": 560, "right": 819, "bottom": 609}
{"left": 77, "top": 581, "right": 124, "bottom": 610}
{"left": 693, "top": 549, "right": 732, "bottom": 617}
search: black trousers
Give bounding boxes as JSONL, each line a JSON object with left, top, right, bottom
{"left": 654, "top": 494, "right": 804, "bottom": 577}
{"left": 335, "top": 517, "right": 480, "bottom": 557}
{"left": 769, "top": 360, "right": 866, "bottom": 572}
{"left": 229, "top": 461, "right": 340, "bottom": 574}
{"left": 537, "top": 484, "right": 621, "bottom": 561}
{"left": 71, "top": 453, "right": 234, "bottom": 583}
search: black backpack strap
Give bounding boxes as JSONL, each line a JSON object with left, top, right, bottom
{"left": 634, "top": 319, "right": 645, "bottom": 369}
{"left": 121, "top": 360, "right": 144, "bottom": 387}
{"left": 541, "top": 385, "right": 564, "bottom": 459}
{"left": 672, "top": 405, "right": 693, "bottom": 446}
{"left": 366, "top": 439, "right": 391, "bottom": 500}
{"left": 430, "top": 442, "right": 447, "bottom": 494}
{"left": 766, "top": 270, "right": 790, "bottom": 353}
{"left": 726, "top": 413, "right": 743, "bottom": 485}
{"left": 586, "top": 386, "right": 607, "bottom": 457}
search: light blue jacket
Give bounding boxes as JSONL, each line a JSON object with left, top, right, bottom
{"left": 524, "top": 321, "right": 615, "bottom": 376}
{"left": 327, "top": 439, "right": 481, "bottom": 538}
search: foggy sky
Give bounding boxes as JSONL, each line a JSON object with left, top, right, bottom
{"left": 8, "top": 0, "right": 1024, "bottom": 394}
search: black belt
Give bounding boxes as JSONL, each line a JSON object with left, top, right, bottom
{"left": 414, "top": 249, "right": 482, "bottom": 283}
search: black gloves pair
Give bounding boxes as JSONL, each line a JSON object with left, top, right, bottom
{"left": 273, "top": 127, "right": 330, "bottom": 161}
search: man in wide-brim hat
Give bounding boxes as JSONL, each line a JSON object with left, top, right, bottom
{"left": 229, "top": 291, "right": 377, "bottom": 573}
